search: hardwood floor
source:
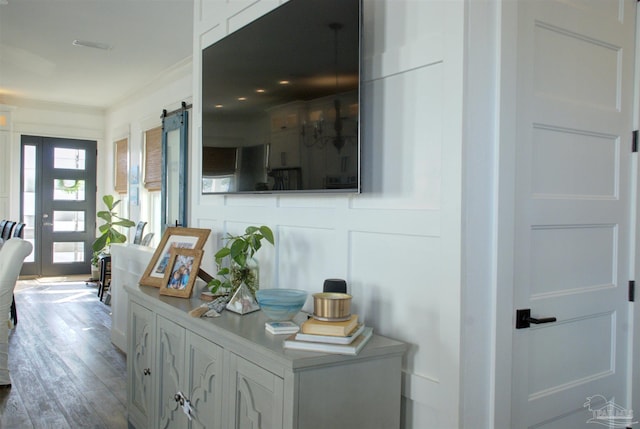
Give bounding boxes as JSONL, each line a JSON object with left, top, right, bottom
{"left": 0, "top": 280, "right": 127, "bottom": 428}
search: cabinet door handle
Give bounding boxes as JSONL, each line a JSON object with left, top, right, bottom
{"left": 143, "top": 368, "right": 151, "bottom": 375}
{"left": 174, "top": 391, "right": 194, "bottom": 420}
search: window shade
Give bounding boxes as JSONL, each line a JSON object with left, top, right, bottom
{"left": 144, "top": 126, "right": 162, "bottom": 191}
{"left": 114, "top": 138, "right": 128, "bottom": 194}
{"left": 202, "top": 146, "right": 237, "bottom": 176}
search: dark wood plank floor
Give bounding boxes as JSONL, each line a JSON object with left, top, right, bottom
{"left": 0, "top": 280, "right": 127, "bottom": 428}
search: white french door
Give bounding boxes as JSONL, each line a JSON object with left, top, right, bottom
{"left": 508, "top": 1, "right": 636, "bottom": 428}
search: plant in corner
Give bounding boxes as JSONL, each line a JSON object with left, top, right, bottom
{"left": 91, "top": 195, "right": 136, "bottom": 269}
{"left": 208, "top": 225, "right": 274, "bottom": 297}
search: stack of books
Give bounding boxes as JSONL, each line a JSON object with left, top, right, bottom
{"left": 283, "top": 314, "right": 372, "bottom": 355}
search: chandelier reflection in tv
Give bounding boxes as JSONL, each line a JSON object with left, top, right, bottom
{"left": 301, "top": 102, "right": 358, "bottom": 153}
{"left": 301, "top": 22, "right": 358, "bottom": 154}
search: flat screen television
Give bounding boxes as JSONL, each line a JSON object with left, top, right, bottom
{"left": 201, "top": 0, "right": 361, "bottom": 194}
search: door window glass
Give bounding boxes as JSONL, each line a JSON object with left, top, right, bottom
{"left": 52, "top": 242, "right": 85, "bottom": 263}
{"left": 22, "top": 145, "right": 36, "bottom": 262}
{"left": 54, "top": 179, "right": 85, "bottom": 201}
{"left": 53, "top": 211, "right": 85, "bottom": 232}
{"left": 54, "top": 148, "right": 86, "bottom": 170}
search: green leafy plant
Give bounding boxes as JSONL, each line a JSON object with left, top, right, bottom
{"left": 56, "top": 179, "right": 82, "bottom": 194}
{"left": 91, "top": 195, "right": 136, "bottom": 266}
{"left": 208, "top": 225, "right": 274, "bottom": 295}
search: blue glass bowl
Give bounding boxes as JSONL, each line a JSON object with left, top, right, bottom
{"left": 255, "top": 289, "right": 308, "bottom": 321}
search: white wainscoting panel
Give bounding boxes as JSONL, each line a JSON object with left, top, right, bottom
{"left": 0, "top": 131, "right": 9, "bottom": 198}
{"left": 0, "top": 130, "right": 9, "bottom": 220}
{"left": 350, "top": 231, "right": 441, "bottom": 380}
{"left": 192, "top": 1, "right": 463, "bottom": 427}
{"left": 363, "top": 0, "right": 444, "bottom": 82}
{"left": 0, "top": 199, "right": 7, "bottom": 220}
{"left": 357, "top": 64, "right": 443, "bottom": 209}
{"left": 276, "top": 224, "right": 339, "bottom": 311}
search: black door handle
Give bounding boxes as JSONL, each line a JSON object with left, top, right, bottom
{"left": 516, "top": 308, "right": 557, "bottom": 329}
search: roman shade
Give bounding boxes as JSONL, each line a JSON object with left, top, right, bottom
{"left": 144, "top": 126, "right": 162, "bottom": 191}
{"left": 202, "top": 146, "right": 237, "bottom": 176}
{"left": 114, "top": 138, "right": 128, "bottom": 194}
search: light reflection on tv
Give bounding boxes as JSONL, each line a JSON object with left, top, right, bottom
{"left": 201, "top": 0, "right": 361, "bottom": 194}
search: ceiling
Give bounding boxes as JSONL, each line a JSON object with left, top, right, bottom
{"left": 0, "top": 0, "right": 194, "bottom": 109}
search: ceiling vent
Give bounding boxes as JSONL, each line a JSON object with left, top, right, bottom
{"left": 72, "top": 40, "right": 112, "bottom": 50}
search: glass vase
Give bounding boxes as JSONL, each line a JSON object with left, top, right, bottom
{"left": 229, "top": 256, "right": 259, "bottom": 297}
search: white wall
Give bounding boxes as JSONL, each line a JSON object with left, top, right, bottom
{"left": 0, "top": 106, "right": 15, "bottom": 220}
{"left": 461, "top": 1, "right": 501, "bottom": 428}
{"left": 0, "top": 0, "right": 480, "bottom": 428}
{"left": 192, "top": 1, "right": 466, "bottom": 427}
{"left": 1, "top": 0, "right": 482, "bottom": 426}
{"left": 0, "top": 0, "right": 511, "bottom": 424}
{"left": 105, "top": 59, "right": 193, "bottom": 243}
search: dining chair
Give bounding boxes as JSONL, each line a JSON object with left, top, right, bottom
{"left": 12, "top": 223, "right": 25, "bottom": 238}
{"left": 0, "top": 238, "right": 33, "bottom": 387}
{"left": 133, "top": 221, "right": 147, "bottom": 245}
{"left": 140, "top": 232, "right": 155, "bottom": 247}
{"left": 1, "top": 221, "right": 16, "bottom": 241}
{"left": 97, "top": 254, "right": 111, "bottom": 302}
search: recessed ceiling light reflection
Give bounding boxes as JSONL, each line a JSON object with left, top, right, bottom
{"left": 215, "top": 104, "right": 223, "bottom": 108}
{"left": 238, "top": 97, "right": 247, "bottom": 101}
{"left": 256, "top": 89, "right": 265, "bottom": 93}
{"left": 279, "top": 80, "right": 290, "bottom": 85}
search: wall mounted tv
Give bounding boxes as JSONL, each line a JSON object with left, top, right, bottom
{"left": 201, "top": 0, "right": 361, "bottom": 194}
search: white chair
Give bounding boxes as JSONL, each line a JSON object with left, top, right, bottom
{"left": 0, "top": 238, "right": 32, "bottom": 387}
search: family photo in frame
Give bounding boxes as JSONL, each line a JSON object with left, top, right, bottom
{"left": 139, "top": 226, "right": 210, "bottom": 288}
{"left": 159, "top": 248, "right": 203, "bottom": 298}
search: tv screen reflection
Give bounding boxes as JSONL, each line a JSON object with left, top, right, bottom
{"left": 201, "top": 0, "right": 361, "bottom": 194}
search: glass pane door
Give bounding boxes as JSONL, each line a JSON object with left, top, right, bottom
{"left": 21, "top": 136, "right": 97, "bottom": 277}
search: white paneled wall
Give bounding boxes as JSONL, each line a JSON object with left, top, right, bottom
{"left": 191, "top": 1, "right": 465, "bottom": 427}
{"left": 0, "top": 129, "right": 11, "bottom": 219}
{"left": 0, "top": 114, "right": 10, "bottom": 220}
{"left": 1, "top": 0, "right": 495, "bottom": 426}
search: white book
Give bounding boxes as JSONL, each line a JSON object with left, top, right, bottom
{"left": 283, "top": 327, "right": 373, "bottom": 356}
{"left": 294, "top": 324, "right": 366, "bottom": 345}
{"left": 265, "top": 320, "right": 300, "bottom": 335}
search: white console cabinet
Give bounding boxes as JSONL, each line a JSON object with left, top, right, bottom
{"left": 126, "top": 284, "right": 406, "bottom": 429}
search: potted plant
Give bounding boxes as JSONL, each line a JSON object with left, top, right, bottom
{"left": 208, "top": 225, "right": 274, "bottom": 297}
{"left": 91, "top": 195, "right": 136, "bottom": 277}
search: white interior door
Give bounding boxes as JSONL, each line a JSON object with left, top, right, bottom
{"left": 510, "top": 1, "right": 636, "bottom": 428}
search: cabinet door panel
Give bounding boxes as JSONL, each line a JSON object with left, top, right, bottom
{"left": 128, "top": 302, "right": 155, "bottom": 429}
{"left": 156, "top": 316, "right": 187, "bottom": 429}
{"left": 187, "top": 331, "right": 224, "bottom": 429}
{"left": 228, "top": 354, "right": 284, "bottom": 429}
